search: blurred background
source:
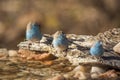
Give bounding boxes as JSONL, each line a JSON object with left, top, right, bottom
{"left": 0, "top": 0, "right": 120, "bottom": 49}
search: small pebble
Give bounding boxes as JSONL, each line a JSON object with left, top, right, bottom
{"left": 113, "top": 42, "right": 120, "bottom": 54}
{"left": 74, "top": 71, "right": 91, "bottom": 80}
{"left": 0, "top": 48, "right": 8, "bottom": 58}
{"left": 91, "top": 66, "right": 107, "bottom": 79}
{"left": 8, "top": 50, "right": 18, "bottom": 57}
{"left": 72, "top": 65, "right": 91, "bottom": 79}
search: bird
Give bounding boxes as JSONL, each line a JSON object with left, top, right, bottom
{"left": 52, "top": 31, "right": 68, "bottom": 52}
{"left": 26, "top": 22, "right": 42, "bottom": 41}
{"left": 90, "top": 40, "right": 104, "bottom": 57}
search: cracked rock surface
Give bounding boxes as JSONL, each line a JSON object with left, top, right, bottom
{"left": 18, "top": 28, "right": 120, "bottom": 69}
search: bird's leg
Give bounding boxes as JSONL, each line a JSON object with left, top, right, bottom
{"left": 94, "top": 56, "right": 101, "bottom": 61}
{"left": 92, "top": 56, "right": 98, "bottom": 60}
{"left": 97, "top": 57, "right": 101, "bottom": 61}
{"left": 63, "top": 49, "right": 68, "bottom": 57}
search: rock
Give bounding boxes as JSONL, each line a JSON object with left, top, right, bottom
{"left": 41, "top": 61, "right": 53, "bottom": 66}
{"left": 64, "top": 65, "right": 91, "bottom": 80}
{"left": 18, "top": 49, "right": 56, "bottom": 61}
{"left": 0, "top": 48, "right": 8, "bottom": 58}
{"left": 64, "top": 65, "right": 91, "bottom": 79}
{"left": 91, "top": 66, "right": 107, "bottom": 79}
{"left": 113, "top": 42, "right": 120, "bottom": 54}
{"left": 18, "top": 28, "right": 120, "bottom": 70}
{"left": 74, "top": 71, "right": 91, "bottom": 80}
{"left": 99, "top": 70, "right": 118, "bottom": 78}
{"left": 34, "top": 53, "right": 56, "bottom": 61}
{"left": 73, "top": 65, "right": 91, "bottom": 73}
{"left": 9, "top": 57, "right": 19, "bottom": 63}
{"left": 73, "top": 65, "right": 91, "bottom": 79}
{"left": 47, "top": 75, "right": 66, "bottom": 80}
{"left": 8, "top": 50, "right": 18, "bottom": 57}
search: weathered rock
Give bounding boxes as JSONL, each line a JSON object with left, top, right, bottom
{"left": 18, "top": 49, "right": 56, "bottom": 61}
{"left": 99, "top": 70, "right": 118, "bottom": 79}
{"left": 73, "top": 65, "right": 91, "bottom": 79}
{"left": 113, "top": 42, "right": 120, "bottom": 54}
{"left": 8, "top": 50, "right": 18, "bottom": 57}
{"left": 73, "top": 65, "right": 91, "bottom": 73}
{"left": 91, "top": 66, "right": 107, "bottom": 79}
{"left": 96, "top": 28, "right": 120, "bottom": 50}
{"left": 0, "top": 48, "right": 8, "bottom": 58}
{"left": 74, "top": 71, "right": 91, "bottom": 80}
{"left": 63, "top": 65, "right": 91, "bottom": 79}
{"left": 17, "top": 34, "right": 52, "bottom": 52}
{"left": 18, "top": 28, "right": 120, "bottom": 70}
{"left": 41, "top": 60, "right": 54, "bottom": 66}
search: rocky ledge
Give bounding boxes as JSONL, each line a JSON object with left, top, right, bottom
{"left": 18, "top": 28, "right": 120, "bottom": 69}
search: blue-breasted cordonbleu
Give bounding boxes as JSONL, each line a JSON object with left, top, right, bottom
{"left": 52, "top": 31, "right": 68, "bottom": 52}
{"left": 26, "top": 22, "right": 42, "bottom": 41}
{"left": 90, "top": 40, "right": 104, "bottom": 57}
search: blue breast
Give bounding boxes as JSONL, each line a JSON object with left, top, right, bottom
{"left": 53, "top": 34, "right": 68, "bottom": 47}
{"left": 90, "top": 42, "right": 104, "bottom": 56}
{"left": 26, "top": 25, "right": 42, "bottom": 40}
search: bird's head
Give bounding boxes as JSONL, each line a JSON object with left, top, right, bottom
{"left": 27, "top": 21, "right": 40, "bottom": 31}
{"left": 94, "top": 40, "right": 103, "bottom": 47}
{"left": 53, "top": 31, "right": 65, "bottom": 39}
